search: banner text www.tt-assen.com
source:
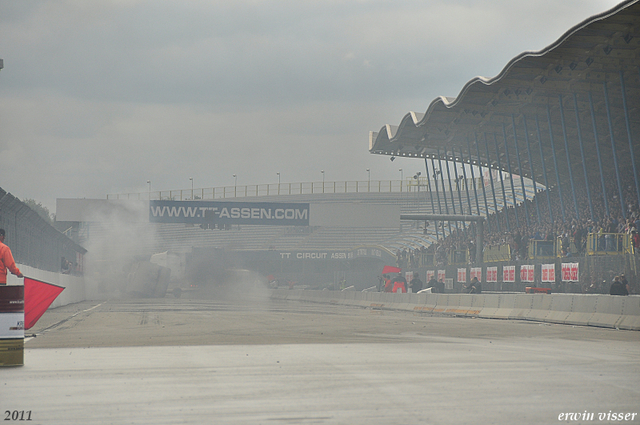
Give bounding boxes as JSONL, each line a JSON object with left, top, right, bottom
{"left": 149, "top": 200, "right": 310, "bottom": 226}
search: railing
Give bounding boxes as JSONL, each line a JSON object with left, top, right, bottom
{"left": 448, "top": 249, "right": 468, "bottom": 265}
{"left": 483, "top": 244, "right": 511, "bottom": 263}
{"left": 586, "top": 233, "right": 633, "bottom": 256}
{"left": 555, "top": 236, "right": 582, "bottom": 258}
{"left": 107, "top": 176, "right": 538, "bottom": 201}
{"left": 528, "top": 239, "right": 555, "bottom": 259}
{"left": 110, "top": 180, "right": 422, "bottom": 200}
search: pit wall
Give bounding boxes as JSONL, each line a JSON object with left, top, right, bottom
{"left": 270, "top": 289, "right": 640, "bottom": 331}
{"left": 6, "top": 264, "right": 85, "bottom": 308}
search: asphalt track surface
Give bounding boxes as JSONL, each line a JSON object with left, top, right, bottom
{"left": 3, "top": 291, "right": 640, "bottom": 425}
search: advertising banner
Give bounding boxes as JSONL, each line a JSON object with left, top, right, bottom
{"left": 470, "top": 267, "right": 482, "bottom": 280}
{"left": 503, "top": 265, "right": 516, "bottom": 283}
{"left": 149, "top": 200, "right": 310, "bottom": 226}
{"left": 520, "top": 265, "right": 535, "bottom": 283}
{"left": 486, "top": 266, "right": 498, "bottom": 282}
{"left": 542, "top": 264, "right": 555, "bottom": 283}
{"left": 561, "top": 263, "right": 579, "bottom": 282}
{"left": 457, "top": 268, "right": 467, "bottom": 283}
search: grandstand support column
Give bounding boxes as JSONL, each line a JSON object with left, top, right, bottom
{"left": 430, "top": 156, "right": 443, "bottom": 240}
{"left": 603, "top": 81, "right": 627, "bottom": 218}
{"left": 535, "top": 115, "right": 554, "bottom": 222}
{"left": 546, "top": 105, "right": 566, "bottom": 222}
{"left": 444, "top": 150, "right": 459, "bottom": 222}
{"left": 573, "top": 93, "right": 595, "bottom": 221}
{"left": 476, "top": 218, "right": 484, "bottom": 264}
{"left": 400, "top": 214, "right": 484, "bottom": 264}
{"left": 523, "top": 115, "right": 542, "bottom": 225}
{"left": 423, "top": 158, "right": 436, "bottom": 216}
{"left": 510, "top": 115, "right": 530, "bottom": 226}
{"left": 459, "top": 146, "right": 473, "bottom": 216}
{"left": 430, "top": 156, "right": 443, "bottom": 216}
{"left": 588, "top": 91, "right": 609, "bottom": 216}
{"left": 452, "top": 150, "right": 466, "bottom": 217}
{"left": 558, "top": 95, "right": 581, "bottom": 221}
{"left": 492, "top": 133, "right": 511, "bottom": 231}
{"left": 502, "top": 124, "right": 520, "bottom": 228}
{"left": 483, "top": 133, "right": 501, "bottom": 231}
{"left": 620, "top": 70, "right": 640, "bottom": 209}
{"left": 436, "top": 149, "right": 453, "bottom": 236}
{"left": 466, "top": 137, "right": 482, "bottom": 217}
{"left": 475, "top": 134, "right": 493, "bottom": 232}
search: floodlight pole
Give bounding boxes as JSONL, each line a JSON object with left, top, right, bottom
{"left": 366, "top": 168, "right": 370, "bottom": 192}
{"left": 233, "top": 174, "right": 237, "bottom": 197}
{"left": 277, "top": 172, "right": 281, "bottom": 195}
{"left": 400, "top": 213, "right": 485, "bottom": 264}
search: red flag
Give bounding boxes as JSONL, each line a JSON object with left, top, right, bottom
{"left": 382, "top": 265, "right": 401, "bottom": 275}
{"left": 24, "top": 277, "right": 64, "bottom": 330}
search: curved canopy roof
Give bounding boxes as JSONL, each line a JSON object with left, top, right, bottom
{"left": 369, "top": 0, "right": 640, "bottom": 198}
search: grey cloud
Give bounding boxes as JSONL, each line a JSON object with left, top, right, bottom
{"left": 0, "top": 0, "right": 623, "bottom": 210}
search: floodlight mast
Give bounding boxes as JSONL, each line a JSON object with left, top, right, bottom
{"left": 400, "top": 213, "right": 485, "bottom": 264}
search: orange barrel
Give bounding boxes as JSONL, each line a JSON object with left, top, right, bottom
{"left": 0, "top": 285, "right": 24, "bottom": 366}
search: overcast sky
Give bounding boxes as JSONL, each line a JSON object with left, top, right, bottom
{"left": 0, "top": 0, "right": 623, "bottom": 212}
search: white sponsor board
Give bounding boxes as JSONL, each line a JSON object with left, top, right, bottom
{"left": 0, "top": 313, "right": 24, "bottom": 339}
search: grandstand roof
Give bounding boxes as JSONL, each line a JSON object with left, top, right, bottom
{"left": 369, "top": 0, "right": 640, "bottom": 192}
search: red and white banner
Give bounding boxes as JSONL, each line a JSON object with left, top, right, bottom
{"left": 520, "top": 265, "right": 535, "bottom": 283}
{"left": 470, "top": 267, "right": 482, "bottom": 280}
{"left": 438, "top": 270, "right": 446, "bottom": 282}
{"left": 405, "top": 271, "right": 414, "bottom": 283}
{"left": 426, "top": 270, "right": 435, "bottom": 282}
{"left": 503, "top": 265, "right": 516, "bottom": 283}
{"left": 457, "top": 268, "right": 467, "bottom": 283}
{"left": 24, "top": 277, "right": 65, "bottom": 330}
{"left": 541, "top": 264, "right": 555, "bottom": 283}
{"left": 561, "top": 263, "right": 579, "bottom": 282}
{"left": 486, "top": 266, "right": 498, "bottom": 283}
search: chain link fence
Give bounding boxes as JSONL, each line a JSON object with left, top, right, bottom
{"left": 0, "top": 188, "right": 86, "bottom": 274}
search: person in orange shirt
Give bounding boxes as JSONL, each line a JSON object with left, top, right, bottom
{"left": 0, "top": 229, "right": 23, "bottom": 284}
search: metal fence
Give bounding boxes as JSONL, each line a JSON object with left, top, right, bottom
{"left": 0, "top": 188, "right": 86, "bottom": 274}
{"left": 107, "top": 177, "right": 539, "bottom": 202}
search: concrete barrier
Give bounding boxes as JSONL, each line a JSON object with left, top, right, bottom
{"left": 469, "top": 295, "right": 484, "bottom": 317}
{"left": 544, "top": 295, "right": 574, "bottom": 325}
{"left": 443, "top": 294, "right": 464, "bottom": 316}
{"left": 409, "top": 293, "right": 429, "bottom": 313}
{"left": 388, "top": 293, "right": 414, "bottom": 311}
{"left": 618, "top": 296, "right": 640, "bottom": 330}
{"left": 492, "top": 294, "right": 516, "bottom": 319}
{"left": 432, "top": 294, "right": 450, "bottom": 315}
{"left": 565, "top": 295, "right": 598, "bottom": 326}
{"left": 509, "top": 294, "right": 534, "bottom": 320}
{"left": 589, "top": 296, "right": 625, "bottom": 328}
{"left": 478, "top": 295, "right": 500, "bottom": 318}
{"left": 269, "top": 290, "right": 640, "bottom": 331}
{"left": 525, "top": 294, "right": 553, "bottom": 322}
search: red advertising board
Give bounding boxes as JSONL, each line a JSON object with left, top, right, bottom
{"left": 457, "top": 268, "right": 467, "bottom": 283}
{"left": 486, "top": 266, "right": 498, "bottom": 283}
{"left": 503, "top": 266, "right": 515, "bottom": 283}
{"left": 520, "top": 265, "right": 535, "bottom": 283}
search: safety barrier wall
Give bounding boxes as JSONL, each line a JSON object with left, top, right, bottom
{"left": 6, "top": 264, "right": 85, "bottom": 308}
{"left": 270, "top": 290, "right": 640, "bottom": 331}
